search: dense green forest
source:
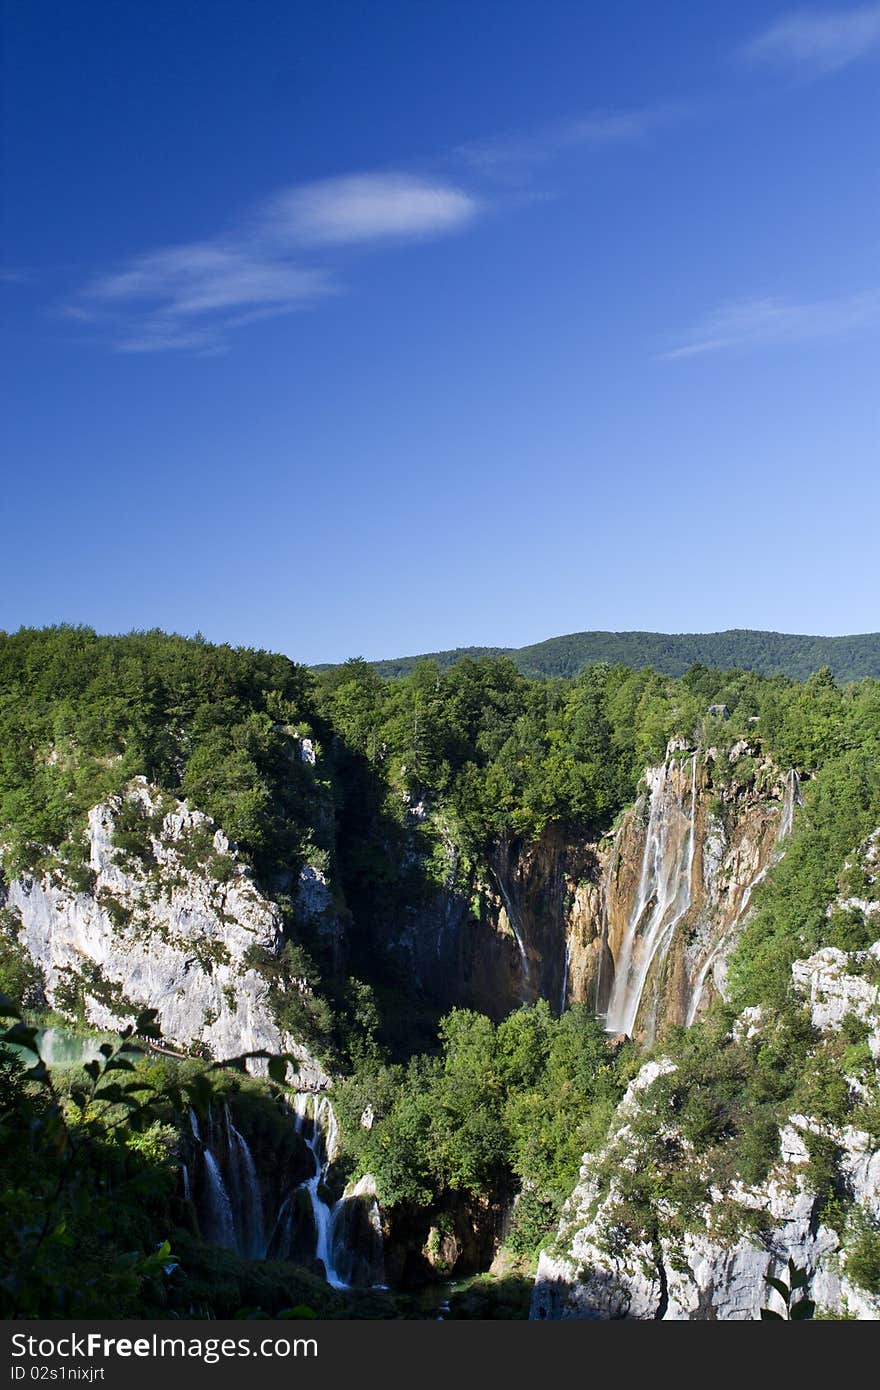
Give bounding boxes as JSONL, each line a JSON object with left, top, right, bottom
{"left": 362, "top": 627, "right": 880, "bottom": 684}
{"left": 2, "top": 624, "right": 880, "bottom": 1315}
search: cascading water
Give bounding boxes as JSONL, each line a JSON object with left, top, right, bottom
{"left": 559, "top": 932, "right": 571, "bottom": 1013}
{"left": 291, "top": 1093, "right": 348, "bottom": 1289}
{"left": 202, "top": 1148, "right": 237, "bottom": 1251}
{"left": 225, "top": 1105, "right": 266, "bottom": 1259}
{"left": 604, "top": 753, "right": 698, "bottom": 1039}
{"left": 495, "top": 874, "right": 530, "bottom": 983}
{"left": 684, "top": 766, "right": 801, "bottom": 1026}
{"left": 189, "top": 1103, "right": 265, "bottom": 1257}
{"left": 777, "top": 768, "right": 801, "bottom": 841}
{"left": 186, "top": 1093, "right": 383, "bottom": 1287}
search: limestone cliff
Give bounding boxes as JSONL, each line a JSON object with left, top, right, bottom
{"left": 0, "top": 778, "right": 329, "bottom": 1088}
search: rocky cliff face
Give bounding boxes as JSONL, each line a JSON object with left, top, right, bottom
{"left": 389, "top": 741, "right": 797, "bottom": 1037}
{"left": 530, "top": 842, "right": 880, "bottom": 1321}
{"left": 0, "top": 779, "right": 329, "bottom": 1088}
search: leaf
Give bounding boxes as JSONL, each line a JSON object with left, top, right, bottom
{"left": 790, "top": 1300, "right": 815, "bottom": 1320}
{"left": 83, "top": 1060, "right": 100, "bottom": 1083}
{"left": 135, "top": 1009, "right": 162, "bottom": 1039}
{"left": 2, "top": 1022, "right": 39, "bottom": 1054}
{"left": 103, "top": 1056, "right": 136, "bottom": 1073}
{"left": 760, "top": 1308, "right": 785, "bottom": 1320}
{"left": 765, "top": 1276, "right": 790, "bottom": 1302}
{"left": 99, "top": 1043, "right": 114, "bottom": 1058}
{"left": 788, "top": 1263, "right": 809, "bottom": 1291}
{"left": 268, "top": 1055, "right": 289, "bottom": 1085}
{"left": 0, "top": 994, "right": 22, "bottom": 1020}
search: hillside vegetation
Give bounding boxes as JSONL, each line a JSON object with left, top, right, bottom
{"left": 362, "top": 628, "right": 880, "bottom": 684}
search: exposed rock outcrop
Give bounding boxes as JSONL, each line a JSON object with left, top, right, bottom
{"left": 1, "top": 780, "right": 329, "bottom": 1088}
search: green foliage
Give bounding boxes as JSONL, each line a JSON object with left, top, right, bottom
{"left": 0, "top": 994, "right": 324, "bottom": 1317}
{"left": 728, "top": 748, "right": 880, "bottom": 1010}
{"left": 335, "top": 1002, "right": 624, "bottom": 1241}
{"left": 0, "top": 906, "right": 46, "bottom": 1008}
{"left": 364, "top": 629, "right": 880, "bottom": 685}
{"left": 760, "top": 1259, "right": 815, "bottom": 1320}
{"left": 0, "top": 625, "right": 321, "bottom": 883}
{"left": 844, "top": 1210, "right": 880, "bottom": 1295}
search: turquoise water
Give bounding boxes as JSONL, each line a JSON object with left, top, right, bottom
{"left": 3, "top": 1026, "right": 117, "bottom": 1070}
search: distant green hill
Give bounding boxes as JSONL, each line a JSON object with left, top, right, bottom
{"left": 352, "top": 629, "right": 880, "bottom": 683}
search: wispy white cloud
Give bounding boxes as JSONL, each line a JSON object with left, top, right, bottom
{"left": 261, "top": 174, "right": 479, "bottom": 245}
{"left": 662, "top": 290, "right": 880, "bottom": 360}
{"left": 456, "top": 106, "right": 681, "bottom": 180}
{"left": 742, "top": 4, "right": 880, "bottom": 76}
{"left": 67, "top": 172, "right": 480, "bottom": 353}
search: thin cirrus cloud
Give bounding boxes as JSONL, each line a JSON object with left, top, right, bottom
{"left": 455, "top": 105, "right": 682, "bottom": 179}
{"left": 68, "top": 172, "right": 481, "bottom": 353}
{"left": 741, "top": 4, "right": 880, "bottom": 76}
{"left": 662, "top": 290, "right": 880, "bottom": 360}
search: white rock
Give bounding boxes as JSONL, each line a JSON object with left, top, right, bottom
{"left": 1, "top": 786, "right": 328, "bottom": 1089}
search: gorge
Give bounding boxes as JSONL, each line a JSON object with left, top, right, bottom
{"left": 1, "top": 627, "right": 879, "bottom": 1319}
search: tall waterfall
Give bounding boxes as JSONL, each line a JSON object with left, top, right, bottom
{"left": 495, "top": 872, "right": 531, "bottom": 982}
{"left": 604, "top": 753, "right": 698, "bottom": 1039}
{"left": 559, "top": 930, "right": 572, "bottom": 1014}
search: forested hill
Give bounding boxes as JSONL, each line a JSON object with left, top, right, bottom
{"left": 359, "top": 629, "right": 880, "bottom": 683}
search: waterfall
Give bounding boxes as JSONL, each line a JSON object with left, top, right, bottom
{"left": 181, "top": 1162, "right": 191, "bottom": 1201}
{"left": 684, "top": 767, "right": 801, "bottom": 1026}
{"left": 605, "top": 753, "right": 698, "bottom": 1039}
{"left": 189, "top": 1102, "right": 265, "bottom": 1258}
{"left": 202, "top": 1148, "right": 237, "bottom": 1250}
{"left": 225, "top": 1105, "right": 266, "bottom": 1258}
{"left": 593, "top": 834, "right": 621, "bottom": 1014}
{"left": 559, "top": 933, "right": 571, "bottom": 1013}
{"left": 290, "top": 1094, "right": 348, "bottom": 1289}
{"left": 495, "top": 872, "right": 530, "bottom": 983}
{"left": 778, "top": 768, "right": 801, "bottom": 841}
{"left": 285, "top": 1093, "right": 386, "bottom": 1289}
{"left": 187, "top": 1094, "right": 382, "bottom": 1285}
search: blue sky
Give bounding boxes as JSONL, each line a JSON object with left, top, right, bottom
{"left": 3, "top": 1, "right": 880, "bottom": 663}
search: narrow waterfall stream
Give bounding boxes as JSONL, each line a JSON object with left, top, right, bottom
{"left": 604, "top": 753, "right": 698, "bottom": 1038}
{"left": 495, "top": 875, "right": 531, "bottom": 983}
